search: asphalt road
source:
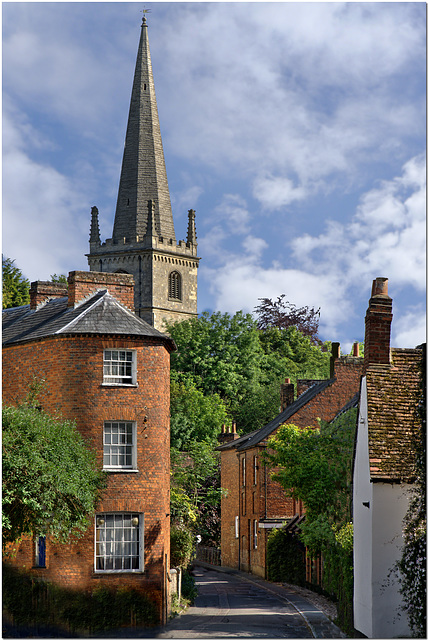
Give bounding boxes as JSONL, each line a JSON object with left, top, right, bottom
{"left": 156, "top": 565, "right": 313, "bottom": 638}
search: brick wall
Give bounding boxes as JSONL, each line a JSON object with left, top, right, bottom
{"left": 3, "top": 332, "right": 170, "bottom": 618}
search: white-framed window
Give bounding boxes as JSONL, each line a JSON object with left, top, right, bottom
{"left": 103, "top": 421, "right": 136, "bottom": 470}
{"left": 253, "top": 455, "right": 258, "bottom": 485}
{"left": 242, "top": 457, "right": 246, "bottom": 487}
{"left": 235, "top": 516, "right": 239, "bottom": 539}
{"left": 95, "top": 513, "right": 144, "bottom": 572}
{"left": 254, "top": 520, "right": 258, "bottom": 549}
{"left": 103, "top": 350, "right": 136, "bottom": 385}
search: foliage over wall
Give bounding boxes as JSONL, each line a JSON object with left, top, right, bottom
{"left": 266, "top": 528, "right": 306, "bottom": 586}
{"left": 2, "top": 399, "right": 106, "bottom": 546}
{"left": 266, "top": 408, "right": 357, "bottom": 632}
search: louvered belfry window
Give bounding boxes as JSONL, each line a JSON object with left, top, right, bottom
{"left": 169, "top": 271, "right": 182, "bottom": 301}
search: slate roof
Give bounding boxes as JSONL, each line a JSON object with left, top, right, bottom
{"left": 2, "top": 291, "right": 176, "bottom": 351}
{"left": 217, "top": 378, "right": 334, "bottom": 452}
{"left": 366, "top": 347, "right": 423, "bottom": 482}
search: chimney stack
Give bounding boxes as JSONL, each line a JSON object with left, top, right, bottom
{"left": 30, "top": 281, "right": 68, "bottom": 310}
{"left": 67, "top": 271, "right": 135, "bottom": 311}
{"left": 217, "top": 421, "right": 240, "bottom": 445}
{"left": 330, "top": 342, "right": 340, "bottom": 378}
{"left": 280, "top": 378, "right": 294, "bottom": 411}
{"left": 364, "top": 277, "right": 392, "bottom": 370}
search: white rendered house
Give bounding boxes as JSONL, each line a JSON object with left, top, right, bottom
{"left": 353, "top": 278, "right": 422, "bottom": 638}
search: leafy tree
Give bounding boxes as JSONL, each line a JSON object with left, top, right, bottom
{"left": 50, "top": 274, "right": 68, "bottom": 285}
{"left": 166, "top": 311, "right": 263, "bottom": 401}
{"left": 167, "top": 312, "right": 330, "bottom": 435}
{"left": 254, "top": 294, "right": 321, "bottom": 343}
{"left": 170, "top": 375, "right": 230, "bottom": 450}
{"left": 2, "top": 256, "right": 30, "bottom": 309}
{"left": 2, "top": 402, "right": 106, "bottom": 546}
{"left": 170, "top": 442, "right": 223, "bottom": 546}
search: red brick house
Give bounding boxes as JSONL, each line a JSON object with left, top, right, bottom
{"left": 2, "top": 271, "right": 175, "bottom": 623}
{"left": 217, "top": 343, "right": 363, "bottom": 579}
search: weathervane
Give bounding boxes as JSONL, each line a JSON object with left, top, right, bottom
{"left": 141, "top": 7, "right": 152, "bottom": 23}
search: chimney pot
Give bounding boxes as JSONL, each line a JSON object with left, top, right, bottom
{"left": 353, "top": 342, "right": 360, "bottom": 357}
{"left": 371, "top": 277, "right": 388, "bottom": 297}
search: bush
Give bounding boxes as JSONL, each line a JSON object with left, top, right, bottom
{"left": 181, "top": 570, "right": 198, "bottom": 603}
{"left": 170, "top": 525, "right": 194, "bottom": 568}
{"left": 2, "top": 563, "right": 159, "bottom": 634}
{"left": 266, "top": 528, "right": 305, "bottom": 586}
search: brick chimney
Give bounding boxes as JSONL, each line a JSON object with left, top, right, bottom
{"left": 67, "top": 271, "right": 135, "bottom": 311}
{"left": 280, "top": 378, "right": 294, "bottom": 411}
{"left": 364, "top": 277, "right": 392, "bottom": 370}
{"left": 30, "top": 281, "right": 68, "bottom": 310}
{"left": 330, "top": 342, "right": 340, "bottom": 378}
{"left": 217, "top": 421, "right": 240, "bottom": 445}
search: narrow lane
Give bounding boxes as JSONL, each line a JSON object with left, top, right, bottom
{"left": 157, "top": 565, "right": 313, "bottom": 638}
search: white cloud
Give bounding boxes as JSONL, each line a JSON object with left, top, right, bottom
{"left": 2, "top": 107, "right": 89, "bottom": 280}
{"left": 392, "top": 307, "right": 427, "bottom": 349}
{"left": 253, "top": 175, "right": 307, "bottom": 210}
{"left": 292, "top": 154, "right": 426, "bottom": 291}
{"left": 204, "top": 155, "right": 426, "bottom": 344}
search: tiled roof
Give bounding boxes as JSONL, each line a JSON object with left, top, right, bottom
{"left": 366, "top": 348, "right": 423, "bottom": 482}
{"left": 2, "top": 292, "right": 175, "bottom": 350}
{"left": 216, "top": 378, "right": 333, "bottom": 452}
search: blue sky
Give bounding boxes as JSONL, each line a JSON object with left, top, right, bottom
{"left": 3, "top": 2, "right": 426, "bottom": 351}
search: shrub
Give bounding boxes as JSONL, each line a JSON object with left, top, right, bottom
{"left": 2, "top": 563, "right": 158, "bottom": 634}
{"left": 266, "top": 528, "right": 305, "bottom": 586}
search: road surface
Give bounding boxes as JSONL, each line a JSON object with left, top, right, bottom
{"left": 157, "top": 565, "right": 313, "bottom": 638}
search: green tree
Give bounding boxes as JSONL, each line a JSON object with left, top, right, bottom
{"left": 167, "top": 312, "right": 330, "bottom": 435}
{"left": 50, "top": 273, "right": 68, "bottom": 284}
{"left": 170, "top": 442, "right": 223, "bottom": 546}
{"left": 2, "top": 402, "right": 106, "bottom": 546}
{"left": 166, "top": 311, "right": 263, "bottom": 401}
{"left": 2, "top": 256, "right": 30, "bottom": 309}
{"left": 170, "top": 375, "right": 230, "bottom": 450}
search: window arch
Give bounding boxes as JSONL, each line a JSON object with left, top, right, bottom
{"left": 168, "top": 271, "right": 182, "bottom": 301}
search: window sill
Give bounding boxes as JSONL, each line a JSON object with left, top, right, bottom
{"left": 101, "top": 383, "right": 138, "bottom": 388}
{"left": 103, "top": 468, "right": 139, "bottom": 473}
{"left": 92, "top": 570, "right": 144, "bottom": 577}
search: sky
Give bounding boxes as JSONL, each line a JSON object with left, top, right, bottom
{"left": 3, "top": 1, "right": 426, "bottom": 351}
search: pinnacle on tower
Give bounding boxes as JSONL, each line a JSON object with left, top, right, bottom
{"left": 89, "top": 206, "right": 100, "bottom": 244}
{"left": 112, "top": 16, "right": 175, "bottom": 245}
{"left": 186, "top": 209, "right": 197, "bottom": 245}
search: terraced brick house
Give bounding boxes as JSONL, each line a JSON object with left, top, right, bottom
{"left": 217, "top": 342, "right": 364, "bottom": 579}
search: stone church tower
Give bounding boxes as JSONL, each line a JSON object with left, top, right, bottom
{"left": 87, "top": 17, "right": 199, "bottom": 330}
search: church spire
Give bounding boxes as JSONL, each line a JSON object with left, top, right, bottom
{"left": 112, "top": 16, "right": 175, "bottom": 244}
